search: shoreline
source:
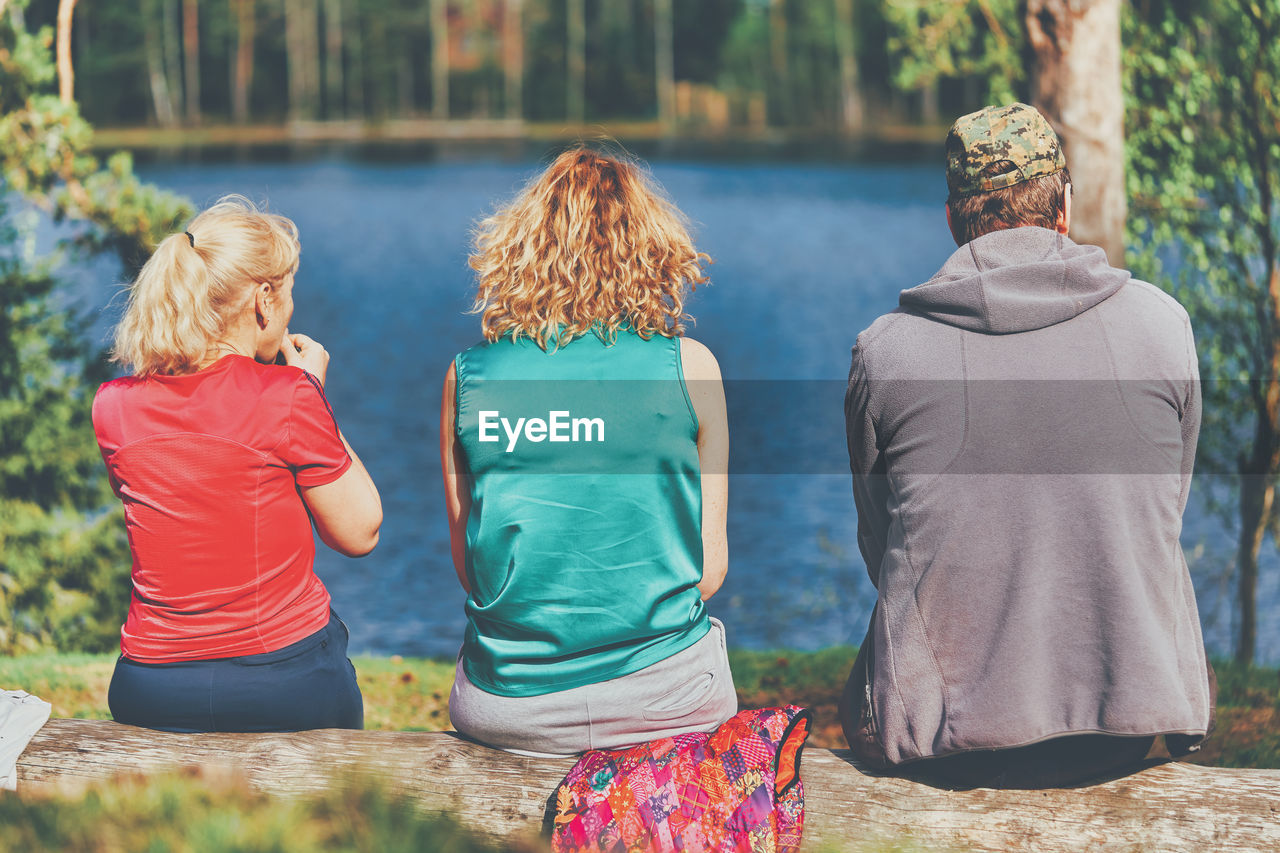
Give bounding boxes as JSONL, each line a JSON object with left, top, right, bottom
{"left": 92, "top": 120, "right": 948, "bottom": 163}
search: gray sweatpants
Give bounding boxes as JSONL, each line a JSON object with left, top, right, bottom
{"left": 449, "top": 618, "right": 738, "bottom": 756}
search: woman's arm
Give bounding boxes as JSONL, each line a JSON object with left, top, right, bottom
{"left": 283, "top": 332, "right": 382, "bottom": 557}
{"left": 301, "top": 435, "right": 383, "bottom": 557}
{"left": 681, "top": 337, "right": 729, "bottom": 601}
{"left": 440, "top": 361, "right": 472, "bottom": 593}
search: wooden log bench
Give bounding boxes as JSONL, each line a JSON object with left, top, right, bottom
{"left": 17, "top": 718, "right": 1280, "bottom": 851}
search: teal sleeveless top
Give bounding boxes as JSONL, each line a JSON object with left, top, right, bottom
{"left": 454, "top": 329, "right": 710, "bottom": 697}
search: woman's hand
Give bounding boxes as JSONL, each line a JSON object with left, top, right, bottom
{"left": 280, "top": 331, "right": 330, "bottom": 386}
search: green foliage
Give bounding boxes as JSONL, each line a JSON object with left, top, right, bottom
{"left": 0, "top": 194, "right": 131, "bottom": 654}
{"left": 1125, "top": 0, "right": 1280, "bottom": 661}
{"left": 1125, "top": 0, "right": 1280, "bottom": 465}
{"left": 1, "top": 2, "right": 191, "bottom": 264}
{"left": 0, "top": 0, "right": 194, "bottom": 653}
{"left": 717, "top": 5, "right": 769, "bottom": 99}
{"left": 0, "top": 772, "right": 537, "bottom": 853}
{"left": 883, "top": 0, "right": 1025, "bottom": 103}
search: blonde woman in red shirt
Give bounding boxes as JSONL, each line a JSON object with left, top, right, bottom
{"left": 93, "top": 196, "right": 381, "bottom": 732}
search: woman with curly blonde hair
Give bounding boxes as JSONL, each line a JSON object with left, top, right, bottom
{"left": 440, "top": 147, "right": 736, "bottom": 754}
{"left": 94, "top": 196, "right": 381, "bottom": 732}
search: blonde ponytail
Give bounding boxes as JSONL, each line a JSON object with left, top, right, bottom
{"left": 113, "top": 195, "right": 300, "bottom": 376}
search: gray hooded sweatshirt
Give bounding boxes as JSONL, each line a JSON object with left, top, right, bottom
{"left": 846, "top": 226, "right": 1211, "bottom": 764}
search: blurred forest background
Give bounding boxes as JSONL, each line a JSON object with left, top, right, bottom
{"left": 15, "top": 0, "right": 957, "bottom": 134}
{"left": 3, "top": 0, "right": 1280, "bottom": 665}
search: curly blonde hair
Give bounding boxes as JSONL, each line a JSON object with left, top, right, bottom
{"left": 469, "top": 147, "right": 710, "bottom": 349}
{"left": 113, "top": 195, "right": 300, "bottom": 376}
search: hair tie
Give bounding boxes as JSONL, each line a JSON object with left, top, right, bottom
{"left": 184, "top": 231, "right": 195, "bottom": 248}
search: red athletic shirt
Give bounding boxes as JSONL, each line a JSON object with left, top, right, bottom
{"left": 92, "top": 355, "right": 352, "bottom": 663}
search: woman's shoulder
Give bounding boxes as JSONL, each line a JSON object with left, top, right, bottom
{"left": 676, "top": 336, "right": 722, "bottom": 381}
{"left": 214, "top": 355, "right": 318, "bottom": 400}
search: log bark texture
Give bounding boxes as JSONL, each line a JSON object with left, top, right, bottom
{"left": 17, "top": 720, "right": 1280, "bottom": 851}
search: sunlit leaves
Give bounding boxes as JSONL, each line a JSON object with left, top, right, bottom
{"left": 883, "top": 0, "right": 1024, "bottom": 103}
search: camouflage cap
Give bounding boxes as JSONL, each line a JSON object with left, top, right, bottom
{"left": 945, "top": 103, "right": 1066, "bottom": 197}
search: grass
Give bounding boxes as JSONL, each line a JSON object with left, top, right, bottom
{"left": 2, "top": 648, "right": 1275, "bottom": 767}
{"left": 729, "top": 645, "right": 858, "bottom": 749}
{"left": 0, "top": 770, "right": 538, "bottom": 853}
{"left": 1193, "top": 659, "right": 1280, "bottom": 769}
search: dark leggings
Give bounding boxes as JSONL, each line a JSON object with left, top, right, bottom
{"left": 109, "top": 610, "right": 363, "bottom": 733}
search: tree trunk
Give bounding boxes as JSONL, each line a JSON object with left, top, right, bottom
{"left": 1236, "top": 472, "right": 1271, "bottom": 664}
{"left": 567, "top": 0, "right": 585, "bottom": 122}
{"left": 285, "top": 0, "right": 320, "bottom": 120}
{"left": 232, "top": 0, "right": 255, "bottom": 124}
{"left": 181, "top": 0, "right": 201, "bottom": 123}
{"left": 1026, "top": 0, "right": 1125, "bottom": 266}
{"left": 921, "top": 81, "right": 940, "bottom": 124}
{"left": 397, "top": 41, "right": 415, "bottom": 116}
{"left": 163, "top": 0, "right": 183, "bottom": 118}
{"left": 144, "top": 0, "right": 177, "bottom": 125}
{"left": 503, "top": 0, "right": 524, "bottom": 120}
{"left": 430, "top": 0, "right": 448, "bottom": 120}
{"left": 56, "top": 0, "right": 77, "bottom": 104}
{"left": 323, "top": 0, "right": 344, "bottom": 119}
{"left": 285, "top": 0, "right": 304, "bottom": 120}
{"left": 346, "top": 9, "right": 364, "bottom": 120}
{"left": 769, "top": 0, "right": 788, "bottom": 126}
{"left": 833, "top": 0, "right": 862, "bottom": 133}
{"left": 303, "top": 0, "right": 321, "bottom": 118}
{"left": 654, "top": 0, "right": 674, "bottom": 129}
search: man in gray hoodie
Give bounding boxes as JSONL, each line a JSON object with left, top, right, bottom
{"left": 840, "top": 103, "right": 1214, "bottom": 787}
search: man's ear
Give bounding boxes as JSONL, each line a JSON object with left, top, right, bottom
{"left": 1056, "top": 183, "right": 1072, "bottom": 235}
{"left": 945, "top": 202, "right": 962, "bottom": 247}
{"left": 254, "top": 282, "right": 272, "bottom": 330}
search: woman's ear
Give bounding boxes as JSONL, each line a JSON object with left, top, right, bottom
{"left": 254, "top": 282, "right": 273, "bottom": 330}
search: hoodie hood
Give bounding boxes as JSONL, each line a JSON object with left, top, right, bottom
{"left": 899, "top": 227, "right": 1130, "bottom": 334}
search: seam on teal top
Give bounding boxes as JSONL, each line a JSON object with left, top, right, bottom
{"left": 452, "top": 351, "right": 464, "bottom": 438}
{"left": 673, "top": 336, "right": 700, "bottom": 434}
{"left": 452, "top": 350, "right": 480, "bottom": 598}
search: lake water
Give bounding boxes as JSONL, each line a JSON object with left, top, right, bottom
{"left": 76, "top": 153, "right": 1273, "bottom": 662}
